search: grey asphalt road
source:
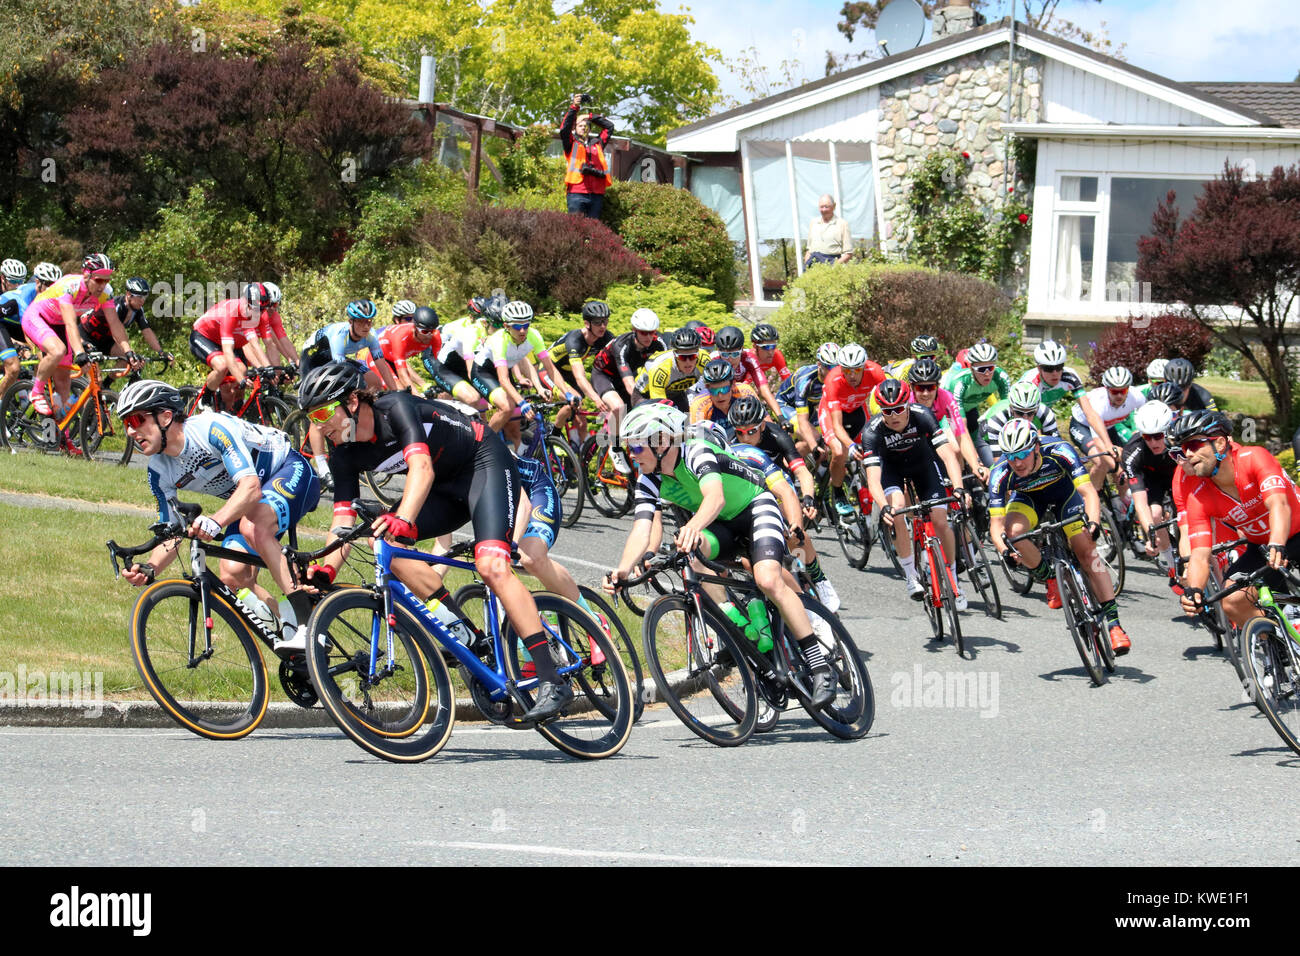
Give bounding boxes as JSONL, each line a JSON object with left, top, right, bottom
{"left": 2, "top": 501, "right": 1296, "bottom": 866}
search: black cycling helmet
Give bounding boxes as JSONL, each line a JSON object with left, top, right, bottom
{"left": 1164, "top": 357, "right": 1195, "bottom": 387}
{"left": 483, "top": 296, "right": 507, "bottom": 328}
{"left": 751, "top": 323, "right": 779, "bottom": 345}
{"left": 298, "top": 362, "right": 366, "bottom": 411}
{"left": 715, "top": 326, "right": 744, "bottom": 352}
{"left": 1168, "top": 408, "right": 1231, "bottom": 444}
{"left": 910, "top": 334, "right": 939, "bottom": 356}
{"left": 727, "top": 395, "right": 766, "bottom": 428}
{"left": 124, "top": 277, "right": 151, "bottom": 296}
{"left": 244, "top": 282, "right": 268, "bottom": 307}
{"left": 1149, "top": 382, "right": 1184, "bottom": 407}
{"left": 412, "top": 306, "right": 439, "bottom": 331}
{"left": 683, "top": 319, "right": 706, "bottom": 331}
{"left": 467, "top": 296, "right": 487, "bottom": 316}
{"left": 671, "top": 328, "right": 701, "bottom": 351}
{"left": 907, "top": 357, "right": 942, "bottom": 385}
{"left": 581, "top": 300, "right": 611, "bottom": 323}
{"left": 702, "top": 358, "right": 734, "bottom": 384}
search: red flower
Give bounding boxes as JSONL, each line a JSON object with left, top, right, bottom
{"left": 1017, "top": 213, "right": 1029, "bottom": 224}
{"left": 1008, "top": 185, "right": 1016, "bottom": 193}
{"left": 961, "top": 151, "right": 970, "bottom": 160}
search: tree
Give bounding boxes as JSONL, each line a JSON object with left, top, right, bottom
{"left": 1137, "top": 162, "right": 1300, "bottom": 425}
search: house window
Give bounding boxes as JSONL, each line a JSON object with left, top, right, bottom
{"left": 1106, "top": 177, "right": 1209, "bottom": 291}
{"left": 1053, "top": 216, "right": 1096, "bottom": 302}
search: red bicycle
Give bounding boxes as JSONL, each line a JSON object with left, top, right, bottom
{"left": 888, "top": 485, "right": 967, "bottom": 657}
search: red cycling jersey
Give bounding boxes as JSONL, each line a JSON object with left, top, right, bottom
{"left": 751, "top": 347, "right": 791, "bottom": 383}
{"left": 194, "top": 298, "right": 286, "bottom": 349}
{"left": 1182, "top": 444, "right": 1300, "bottom": 548}
{"left": 818, "top": 363, "right": 888, "bottom": 415}
{"left": 370, "top": 323, "right": 440, "bottom": 373}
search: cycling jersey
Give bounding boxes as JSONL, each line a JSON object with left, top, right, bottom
{"left": 860, "top": 405, "right": 949, "bottom": 471}
{"left": 776, "top": 364, "right": 827, "bottom": 418}
{"left": 817, "top": 363, "right": 887, "bottom": 436}
{"left": 632, "top": 439, "right": 768, "bottom": 522}
{"left": 549, "top": 328, "right": 613, "bottom": 374}
{"left": 1069, "top": 386, "right": 1145, "bottom": 432}
{"left": 688, "top": 382, "right": 758, "bottom": 427}
{"left": 942, "top": 365, "right": 1012, "bottom": 416}
{"left": 80, "top": 293, "right": 152, "bottom": 351}
{"left": 1121, "top": 435, "right": 1176, "bottom": 498}
{"left": 987, "top": 437, "right": 1091, "bottom": 535}
{"left": 303, "top": 321, "right": 381, "bottom": 368}
{"left": 371, "top": 323, "right": 439, "bottom": 374}
{"left": 752, "top": 346, "right": 791, "bottom": 383}
{"left": 1178, "top": 382, "right": 1218, "bottom": 412}
{"left": 475, "top": 326, "right": 546, "bottom": 370}
{"left": 436, "top": 317, "right": 488, "bottom": 364}
{"left": 1018, "top": 366, "right": 1087, "bottom": 405}
{"left": 635, "top": 350, "right": 700, "bottom": 407}
{"left": 194, "top": 298, "right": 285, "bottom": 350}
{"left": 746, "top": 421, "right": 806, "bottom": 473}
{"left": 730, "top": 443, "right": 788, "bottom": 493}
{"left": 0, "top": 282, "right": 39, "bottom": 326}
{"left": 1182, "top": 444, "right": 1300, "bottom": 549}
{"left": 917, "top": 386, "right": 967, "bottom": 437}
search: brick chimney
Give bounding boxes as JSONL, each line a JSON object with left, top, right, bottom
{"left": 932, "top": 0, "right": 978, "bottom": 38}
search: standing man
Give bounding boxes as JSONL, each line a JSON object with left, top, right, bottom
{"left": 804, "top": 195, "right": 853, "bottom": 268}
{"left": 560, "top": 93, "right": 614, "bottom": 219}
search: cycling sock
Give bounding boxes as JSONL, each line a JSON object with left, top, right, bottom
{"left": 807, "top": 557, "right": 827, "bottom": 584}
{"left": 575, "top": 594, "right": 595, "bottom": 617}
{"left": 797, "top": 635, "right": 829, "bottom": 673}
{"left": 1160, "top": 547, "right": 1176, "bottom": 569}
{"left": 1101, "top": 600, "right": 1121, "bottom": 627}
{"left": 900, "top": 554, "right": 916, "bottom": 581}
{"left": 1030, "top": 560, "right": 1052, "bottom": 583}
{"left": 947, "top": 561, "right": 960, "bottom": 586}
{"left": 523, "top": 631, "right": 560, "bottom": 682}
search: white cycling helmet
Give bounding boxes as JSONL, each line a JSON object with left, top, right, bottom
{"left": 999, "top": 418, "right": 1039, "bottom": 455}
{"left": 1101, "top": 366, "right": 1133, "bottom": 389}
{"left": 261, "top": 281, "right": 282, "bottom": 306}
{"left": 502, "top": 300, "right": 534, "bottom": 324}
{"left": 32, "top": 262, "right": 62, "bottom": 284}
{"left": 116, "top": 379, "right": 186, "bottom": 419}
{"left": 620, "top": 401, "right": 686, "bottom": 447}
{"left": 1034, "top": 340, "right": 1067, "bottom": 366}
{"left": 1134, "top": 401, "right": 1174, "bottom": 436}
{"left": 691, "top": 420, "right": 730, "bottom": 448}
{"left": 1, "top": 258, "right": 27, "bottom": 283}
{"left": 630, "top": 308, "right": 660, "bottom": 332}
{"left": 1008, "top": 381, "right": 1041, "bottom": 413}
{"left": 816, "top": 342, "right": 840, "bottom": 366}
{"left": 838, "top": 343, "right": 867, "bottom": 369}
{"left": 392, "top": 299, "right": 417, "bottom": 318}
{"left": 1145, "top": 358, "right": 1167, "bottom": 382}
{"left": 968, "top": 342, "right": 998, "bottom": 365}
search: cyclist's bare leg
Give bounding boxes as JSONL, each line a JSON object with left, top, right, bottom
{"left": 1069, "top": 530, "right": 1115, "bottom": 603}
{"left": 753, "top": 557, "right": 813, "bottom": 637}
{"left": 518, "top": 537, "right": 581, "bottom": 604}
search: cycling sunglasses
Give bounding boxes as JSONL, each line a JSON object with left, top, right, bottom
{"left": 707, "top": 385, "right": 731, "bottom": 396}
{"left": 1170, "top": 436, "right": 1214, "bottom": 460}
{"left": 1039, "top": 364, "right": 1065, "bottom": 374}
{"left": 912, "top": 384, "right": 938, "bottom": 393}
{"left": 755, "top": 343, "right": 777, "bottom": 351}
{"left": 307, "top": 400, "right": 342, "bottom": 424}
{"left": 734, "top": 425, "right": 763, "bottom": 437}
{"left": 881, "top": 404, "right": 908, "bottom": 416}
{"left": 122, "top": 412, "right": 148, "bottom": 430}
{"left": 626, "top": 443, "right": 647, "bottom": 456}
{"left": 674, "top": 351, "right": 699, "bottom": 361}
{"left": 1141, "top": 432, "right": 1165, "bottom": 442}
{"left": 508, "top": 322, "right": 531, "bottom": 331}
{"left": 1003, "top": 446, "right": 1036, "bottom": 462}
{"left": 719, "top": 350, "right": 742, "bottom": 360}
{"left": 973, "top": 365, "right": 995, "bottom": 375}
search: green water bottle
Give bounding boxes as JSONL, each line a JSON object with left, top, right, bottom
{"left": 744, "top": 598, "right": 773, "bottom": 653}
{"left": 720, "top": 601, "right": 750, "bottom": 635}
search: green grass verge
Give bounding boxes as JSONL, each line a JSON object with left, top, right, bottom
{"left": 1202, "top": 375, "right": 1274, "bottom": 419}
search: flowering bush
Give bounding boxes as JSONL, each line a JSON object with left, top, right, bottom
{"left": 1087, "top": 313, "right": 1214, "bottom": 383}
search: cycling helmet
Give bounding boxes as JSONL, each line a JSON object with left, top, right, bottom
{"left": 1170, "top": 408, "right": 1232, "bottom": 442}
{"left": 968, "top": 342, "right": 998, "bottom": 365}
{"left": 838, "top": 343, "right": 867, "bottom": 370}
{"left": 242, "top": 282, "right": 267, "bottom": 307}
{"left": 671, "top": 328, "right": 700, "bottom": 352}
{"left": 683, "top": 319, "right": 706, "bottom": 331}
{"left": 467, "top": 296, "right": 487, "bottom": 317}
{"left": 1149, "top": 382, "right": 1183, "bottom": 407}
{"left": 620, "top": 401, "right": 687, "bottom": 446}
{"left": 873, "top": 378, "right": 911, "bottom": 409}
{"left": 116, "top": 379, "right": 186, "bottom": 419}
{"left": 502, "top": 300, "right": 534, "bottom": 324}
{"left": 907, "top": 357, "right": 942, "bottom": 385}
{"left": 345, "top": 298, "right": 377, "bottom": 322}
{"left": 412, "top": 306, "right": 439, "bottom": 331}
{"left": 297, "top": 362, "right": 366, "bottom": 411}
{"left": 701, "top": 358, "right": 734, "bottom": 384}
{"left": 1133, "top": 401, "right": 1174, "bottom": 436}
{"left": 910, "top": 334, "right": 939, "bottom": 356}
{"left": 124, "top": 277, "right": 151, "bottom": 296}
{"left": 1008, "top": 381, "right": 1041, "bottom": 413}
{"left": 392, "top": 299, "right": 417, "bottom": 319}
{"left": 1034, "top": 340, "right": 1067, "bottom": 366}
{"left": 692, "top": 419, "right": 731, "bottom": 447}
{"left": 1, "top": 259, "right": 27, "bottom": 283}
{"left": 714, "top": 326, "right": 744, "bottom": 351}
{"left": 1101, "top": 366, "right": 1133, "bottom": 389}
{"left": 1145, "top": 358, "right": 1167, "bottom": 382}
{"left": 32, "top": 262, "right": 62, "bottom": 284}
{"left": 1164, "top": 357, "right": 1195, "bottom": 387}
{"left": 751, "top": 323, "right": 779, "bottom": 345}
{"left": 697, "top": 326, "right": 715, "bottom": 348}
{"left": 999, "top": 418, "right": 1039, "bottom": 455}
{"left": 630, "top": 307, "right": 659, "bottom": 332}
{"left": 727, "top": 396, "right": 767, "bottom": 428}
{"left": 484, "top": 296, "right": 507, "bottom": 328}
{"left": 816, "top": 342, "right": 840, "bottom": 366}
{"left": 581, "top": 300, "right": 611, "bottom": 323}
{"left": 83, "top": 253, "right": 113, "bottom": 277}
{"left": 262, "top": 281, "right": 282, "bottom": 305}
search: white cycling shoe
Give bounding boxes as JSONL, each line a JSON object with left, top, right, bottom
{"left": 814, "top": 579, "right": 841, "bottom": 613}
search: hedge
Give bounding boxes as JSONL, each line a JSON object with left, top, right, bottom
{"left": 1087, "top": 313, "right": 1214, "bottom": 383}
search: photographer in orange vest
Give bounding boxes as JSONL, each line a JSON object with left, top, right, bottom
{"left": 560, "top": 92, "right": 614, "bottom": 218}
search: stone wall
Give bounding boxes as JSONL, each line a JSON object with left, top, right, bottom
{"left": 875, "top": 47, "right": 1043, "bottom": 248}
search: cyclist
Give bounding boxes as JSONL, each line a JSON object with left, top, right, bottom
{"left": 192, "top": 283, "right": 283, "bottom": 400}
{"left": 114, "top": 379, "right": 321, "bottom": 649}
{"left": 1122, "top": 400, "right": 1178, "bottom": 571}
{"left": 908, "top": 357, "right": 989, "bottom": 481}
{"left": 606, "top": 402, "right": 836, "bottom": 706}
{"left": 703, "top": 325, "right": 784, "bottom": 421}
{"left": 0, "top": 262, "right": 61, "bottom": 404}
{"left": 1018, "top": 338, "right": 1089, "bottom": 407}
{"left": 472, "top": 300, "right": 571, "bottom": 432}
{"left": 749, "top": 323, "right": 791, "bottom": 390}
{"left": 1139, "top": 358, "right": 1167, "bottom": 398}
{"left": 79, "top": 277, "right": 168, "bottom": 375}
{"left": 256, "top": 281, "right": 296, "bottom": 368}
{"left": 423, "top": 296, "right": 495, "bottom": 410}
{"left": 941, "top": 342, "right": 1010, "bottom": 466}
{"left": 1067, "top": 365, "right": 1146, "bottom": 492}
{"left": 778, "top": 341, "right": 839, "bottom": 460}
{"left": 634, "top": 327, "right": 702, "bottom": 412}
{"left": 295, "top": 362, "right": 575, "bottom": 721}
{"left": 729, "top": 395, "right": 840, "bottom": 611}
{"left": 1148, "top": 381, "right": 1185, "bottom": 413}
{"left": 1176, "top": 410, "right": 1300, "bottom": 630}
{"left": 24, "top": 254, "right": 130, "bottom": 417}
{"left": 883, "top": 333, "right": 942, "bottom": 391}
{"left": 590, "top": 307, "right": 666, "bottom": 473}
{"left": 548, "top": 300, "right": 615, "bottom": 441}
{"left": 989, "top": 419, "right": 1131, "bottom": 653}
{"left": 368, "top": 305, "right": 440, "bottom": 394}
{"left": 689, "top": 358, "right": 758, "bottom": 428}
{"left": 863, "top": 378, "right": 968, "bottom": 608}
{"left": 818, "top": 342, "right": 887, "bottom": 513}
{"left": 981, "top": 380, "right": 1060, "bottom": 460}
{"left": 391, "top": 299, "right": 417, "bottom": 323}
{"left": 1, "top": 258, "right": 26, "bottom": 292}
{"left": 1163, "top": 357, "right": 1218, "bottom": 412}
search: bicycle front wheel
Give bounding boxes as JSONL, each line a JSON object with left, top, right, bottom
{"left": 958, "top": 518, "right": 1001, "bottom": 620}
{"left": 799, "top": 594, "right": 874, "bottom": 739}
{"left": 130, "top": 579, "right": 268, "bottom": 739}
{"left": 641, "top": 593, "right": 758, "bottom": 747}
{"left": 581, "top": 435, "right": 633, "bottom": 517}
{"left": 305, "top": 588, "right": 454, "bottom": 763}
{"left": 932, "top": 540, "right": 966, "bottom": 659}
{"left": 1058, "top": 563, "right": 1105, "bottom": 686}
{"left": 547, "top": 435, "right": 586, "bottom": 528}
{"left": 577, "top": 585, "right": 646, "bottom": 722}
{"left": 1244, "top": 616, "right": 1300, "bottom": 756}
{"left": 1097, "top": 509, "right": 1126, "bottom": 598}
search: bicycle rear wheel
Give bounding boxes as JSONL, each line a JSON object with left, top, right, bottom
{"left": 581, "top": 435, "right": 633, "bottom": 517}
{"left": 641, "top": 593, "right": 758, "bottom": 747}
{"left": 932, "top": 539, "right": 966, "bottom": 658}
{"left": 577, "top": 585, "right": 645, "bottom": 722}
{"left": 958, "top": 519, "right": 1001, "bottom": 619}
{"left": 1096, "top": 509, "right": 1126, "bottom": 598}
{"left": 1058, "top": 563, "right": 1105, "bottom": 686}
{"left": 1244, "top": 617, "right": 1300, "bottom": 756}
{"left": 799, "top": 595, "right": 874, "bottom": 739}
{"left": 78, "top": 388, "right": 133, "bottom": 463}
{"left": 877, "top": 512, "right": 903, "bottom": 576}
{"left": 305, "top": 588, "right": 454, "bottom": 763}
{"left": 130, "top": 579, "right": 268, "bottom": 739}
{"left": 547, "top": 435, "right": 586, "bottom": 528}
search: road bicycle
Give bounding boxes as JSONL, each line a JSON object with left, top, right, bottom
{"left": 178, "top": 366, "right": 296, "bottom": 429}
{"left": 818, "top": 449, "right": 873, "bottom": 570}
{"left": 580, "top": 413, "right": 635, "bottom": 518}
{"left": 524, "top": 401, "right": 587, "bottom": 528}
{"left": 1177, "top": 539, "right": 1252, "bottom": 699}
{"left": 887, "top": 488, "right": 967, "bottom": 656}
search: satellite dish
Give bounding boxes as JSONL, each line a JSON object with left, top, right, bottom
{"left": 876, "top": 0, "right": 928, "bottom": 56}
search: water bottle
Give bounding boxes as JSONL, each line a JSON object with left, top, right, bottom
{"left": 236, "top": 587, "right": 280, "bottom": 639}
{"left": 744, "top": 598, "right": 774, "bottom": 653}
{"left": 720, "top": 600, "right": 750, "bottom": 634}
{"left": 426, "top": 596, "right": 473, "bottom": 645}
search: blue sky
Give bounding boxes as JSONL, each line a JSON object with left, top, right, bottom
{"left": 681, "top": 0, "right": 1300, "bottom": 103}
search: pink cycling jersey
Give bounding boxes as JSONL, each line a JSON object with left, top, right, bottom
{"left": 22, "top": 275, "right": 112, "bottom": 366}
{"left": 926, "top": 386, "right": 967, "bottom": 437}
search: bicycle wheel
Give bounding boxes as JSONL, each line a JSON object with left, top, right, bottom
{"left": 918, "top": 547, "right": 943, "bottom": 642}
{"left": 958, "top": 519, "right": 1002, "bottom": 620}
{"left": 1057, "top": 563, "right": 1105, "bottom": 686}
{"left": 1, "top": 379, "right": 62, "bottom": 451}
{"left": 547, "top": 435, "right": 586, "bottom": 528}
{"left": 78, "top": 388, "right": 132, "bottom": 463}
{"left": 581, "top": 435, "right": 633, "bottom": 518}
{"left": 1243, "top": 616, "right": 1300, "bottom": 757}
{"left": 799, "top": 594, "right": 874, "bottom": 739}
{"left": 641, "top": 593, "right": 758, "bottom": 747}
{"left": 501, "top": 593, "right": 633, "bottom": 759}
{"left": 252, "top": 394, "right": 292, "bottom": 430}
{"left": 1096, "top": 509, "right": 1126, "bottom": 598}
{"left": 305, "top": 588, "right": 454, "bottom": 763}
{"left": 130, "top": 579, "right": 268, "bottom": 739}
{"left": 577, "top": 585, "right": 645, "bottom": 722}
{"left": 831, "top": 499, "right": 871, "bottom": 569}
{"left": 932, "top": 540, "right": 966, "bottom": 658}
{"left": 364, "top": 469, "right": 403, "bottom": 509}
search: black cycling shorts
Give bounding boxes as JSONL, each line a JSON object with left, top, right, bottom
{"left": 701, "top": 491, "right": 787, "bottom": 567}
{"left": 410, "top": 430, "right": 520, "bottom": 554}
{"left": 880, "top": 457, "right": 948, "bottom": 505}
{"left": 592, "top": 369, "right": 629, "bottom": 404}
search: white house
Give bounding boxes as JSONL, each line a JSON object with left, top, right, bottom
{"left": 666, "top": 7, "right": 1300, "bottom": 347}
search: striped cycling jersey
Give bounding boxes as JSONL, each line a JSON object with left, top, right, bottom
{"left": 633, "top": 439, "right": 768, "bottom": 521}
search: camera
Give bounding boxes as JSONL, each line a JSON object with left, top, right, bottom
{"left": 579, "top": 162, "right": 605, "bottom": 177}
{"left": 577, "top": 92, "right": 593, "bottom": 105}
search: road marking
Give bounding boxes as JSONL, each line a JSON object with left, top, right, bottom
{"left": 417, "top": 840, "right": 797, "bottom": 866}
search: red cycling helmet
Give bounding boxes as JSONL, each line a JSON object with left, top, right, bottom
{"left": 873, "top": 377, "right": 912, "bottom": 410}
{"left": 697, "top": 327, "right": 715, "bottom": 348}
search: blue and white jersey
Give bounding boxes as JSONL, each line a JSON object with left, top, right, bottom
{"left": 0, "top": 282, "right": 40, "bottom": 326}
{"left": 311, "top": 322, "right": 381, "bottom": 363}
{"left": 146, "top": 411, "right": 291, "bottom": 523}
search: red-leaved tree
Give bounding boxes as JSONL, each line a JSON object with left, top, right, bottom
{"left": 1137, "top": 161, "right": 1300, "bottom": 423}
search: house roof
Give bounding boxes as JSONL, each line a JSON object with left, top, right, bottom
{"left": 668, "top": 18, "right": 1277, "bottom": 150}
{"left": 1186, "top": 83, "right": 1300, "bottom": 128}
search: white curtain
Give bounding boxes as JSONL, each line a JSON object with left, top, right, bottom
{"left": 1054, "top": 176, "right": 1082, "bottom": 302}
{"left": 835, "top": 144, "right": 876, "bottom": 243}
{"left": 748, "top": 142, "right": 795, "bottom": 241}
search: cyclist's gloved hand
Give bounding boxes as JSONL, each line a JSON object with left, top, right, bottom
{"left": 307, "top": 563, "right": 337, "bottom": 587}
{"left": 1001, "top": 549, "right": 1021, "bottom": 571}
{"left": 191, "top": 515, "right": 222, "bottom": 540}
{"left": 73, "top": 352, "right": 89, "bottom": 366}
{"left": 1086, "top": 519, "right": 1102, "bottom": 541}
{"left": 374, "top": 513, "right": 418, "bottom": 544}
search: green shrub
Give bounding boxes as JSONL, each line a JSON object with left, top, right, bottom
{"left": 603, "top": 277, "right": 734, "bottom": 331}
{"left": 768, "top": 262, "right": 895, "bottom": 365}
{"left": 23, "top": 226, "right": 83, "bottom": 274}
{"left": 602, "top": 180, "right": 736, "bottom": 306}
{"left": 1088, "top": 313, "right": 1214, "bottom": 383}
